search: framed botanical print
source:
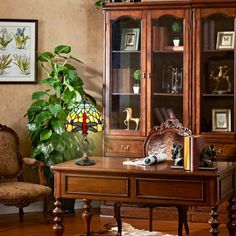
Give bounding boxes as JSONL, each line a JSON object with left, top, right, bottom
{"left": 0, "top": 19, "right": 38, "bottom": 83}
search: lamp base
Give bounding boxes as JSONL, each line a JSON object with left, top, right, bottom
{"left": 75, "top": 158, "right": 96, "bottom": 166}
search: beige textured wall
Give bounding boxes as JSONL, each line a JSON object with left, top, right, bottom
{"left": 0, "top": 0, "right": 103, "bottom": 156}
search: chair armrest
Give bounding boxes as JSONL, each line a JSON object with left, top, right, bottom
{"left": 22, "top": 158, "right": 48, "bottom": 186}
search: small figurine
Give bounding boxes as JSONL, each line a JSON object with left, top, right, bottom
{"left": 200, "top": 145, "right": 217, "bottom": 168}
{"left": 209, "top": 65, "right": 231, "bottom": 93}
{"left": 171, "top": 143, "right": 184, "bottom": 166}
{"left": 123, "top": 107, "right": 139, "bottom": 130}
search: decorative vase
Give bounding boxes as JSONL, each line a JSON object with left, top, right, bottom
{"left": 133, "top": 86, "right": 140, "bottom": 94}
{"left": 173, "top": 39, "right": 180, "bottom": 47}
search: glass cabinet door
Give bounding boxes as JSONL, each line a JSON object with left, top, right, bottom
{"left": 147, "top": 10, "right": 190, "bottom": 130}
{"left": 107, "top": 13, "right": 145, "bottom": 135}
{"left": 197, "top": 10, "right": 235, "bottom": 134}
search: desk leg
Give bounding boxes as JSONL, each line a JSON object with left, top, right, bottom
{"left": 53, "top": 199, "right": 64, "bottom": 236}
{"left": 114, "top": 202, "right": 122, "bottom": 236}
{"left": 227, "top": 197, "right": 236, "bottom": 236}
{"left": 82, "top": 199, "right": 92, "bottom": 236}
{"left": 209, "top": 206, "right": 219, "bottom": 236}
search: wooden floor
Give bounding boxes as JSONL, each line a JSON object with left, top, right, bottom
{"left": 0, "top": 208, "right": 229, "bottom": 236}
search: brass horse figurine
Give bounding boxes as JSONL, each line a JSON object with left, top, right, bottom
{"left": 123, "top": 107, "right": 139, "bottom": 130}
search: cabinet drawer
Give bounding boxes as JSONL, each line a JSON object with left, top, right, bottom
{"left": 105, "top": 139, "right": 144, "bottom": 157}
{"left": 205, "top": 142, "right": 236, "bottom": 159}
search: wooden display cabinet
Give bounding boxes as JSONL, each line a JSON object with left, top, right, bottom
{"left": 194, "top": 6, "right": 236, "bottom": 159}
{"left": 102, "top": 0, "right": 236, "bottom": 222}
{"left": 103, "top": 0, "right": 236, "bottom": 161}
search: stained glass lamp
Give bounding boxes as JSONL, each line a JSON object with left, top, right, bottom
{"left": 65, "top": 99, "right": 104, "bottom": 166}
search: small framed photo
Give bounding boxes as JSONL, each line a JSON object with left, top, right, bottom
{"left": 212, "top": 109, "right": 231, "bottom": 132}
{"left": 0, "top": 19, "right": 38, "bottom": 83}
{"left": 120, "top": 28, "right": 140, "bottom": 51}
{"left": 216, "top": 31, "right": 235, "bottom": 49}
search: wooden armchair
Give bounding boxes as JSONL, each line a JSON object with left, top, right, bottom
{"left": 114, "top": 119, "right": 191, "bottom": 236}
{"left": 0, "top": 124, "right": 52, "bottom": 222}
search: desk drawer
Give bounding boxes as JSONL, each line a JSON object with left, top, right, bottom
{"left": 62, "top": 174, "right": 129, "bottom": 197}
{"left": 135, "top": 178, "right": 206, "bottom": 202}
{"left": 105, "top": 138, "right": 143, "bottom": 157}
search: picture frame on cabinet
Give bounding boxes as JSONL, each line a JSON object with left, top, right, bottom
{"left": 120, "top": 28, "right": 140, "bottom": 51}
{"left": 216, "top": 31, "right": 235, "bottom": 49}
{"left": 212, "top": 109, "right": 231, "bottom": 132}
{"left": 0, "top": 19, "right": 38, "bottom": 83}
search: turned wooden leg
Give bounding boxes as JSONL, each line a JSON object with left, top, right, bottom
{"left": 114, "top": 202, "right": 122, "bottom": 236}
{"left": 227, "top": 197, "right": 236, "bottom": 236}
{"left": 82, "top": 199, "right": 93, "bottom": 236}
{"left": 177, "top": 205, "right": 184, "bottom": 236}
{"left": 183, "top": 206, "right": 189, "bottom": 234}
{"left": 43, "top": 196, "right": 51, "bottom": 224}
{"left": 19, "top": 207, "right": 24, "bottom": 221}
{"left": 209, "top": 206, "right": 219, "bottom": 236}
{"left": 53, "top": 199, "right": 64, "bottom": 236}
{"left": 148, "top": 207, "right": 153, "bottom": 231}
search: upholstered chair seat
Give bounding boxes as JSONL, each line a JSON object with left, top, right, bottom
{"left": 0, "top": 124, "right": 52, "bottom": 222}
{"left": 0, "top": 182, "right": 51, "bottom": 205}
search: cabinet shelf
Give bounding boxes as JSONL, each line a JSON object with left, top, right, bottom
{"left": 112, "top": 93, "right": 140, "bottom": 96}
{"left": 202, "top": 49, "right": 234, "bottom": 53}
{"left": 153, "top": 50, "right": 183, "bottom": 53}
{"left": 112, "top": 50, "right": 141, "bottom": 53}
{"left": 153, "top": 92, "right": 183, "bottom": 96}
{"left": 202, "top": 93, "right": 234, "bottom": 97}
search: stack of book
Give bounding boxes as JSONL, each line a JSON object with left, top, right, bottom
{"left": 184, "top": 135, "right": 204, "bottom": 171}
{"left": 112, "top": 68, "right": 131, "bottom": 93}
{"left": 154, "top": 107, "right": 177, "bottom": 125}
{"left": 153, "top": 26, "right": 169, "bottom": 51}
{"left": 202, "top": 20, "right": 216, "bottom": 50}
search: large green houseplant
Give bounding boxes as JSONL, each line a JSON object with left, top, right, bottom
{"left": 26, "top": 45, "right": 94, "bottom": 180}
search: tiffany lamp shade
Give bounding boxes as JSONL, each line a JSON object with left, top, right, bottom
{"left": 65, "top": 99, "right": 104, "bottom": 166}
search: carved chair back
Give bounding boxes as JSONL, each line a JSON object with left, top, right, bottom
{"left": 144, "top": 119, "right": 192, "bottom": 159}
{"left": 0, "top": 124, "right": 22, "bottom": 179}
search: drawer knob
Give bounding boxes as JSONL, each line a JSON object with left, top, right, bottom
{"left": 121, "top": 145, "right": 130, "bottom": 152}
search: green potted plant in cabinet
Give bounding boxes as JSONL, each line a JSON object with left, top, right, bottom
{"left": 26, "top": 45, "right": 95, "bottom": 213}
{"left": 171, "top": 22, "right": 182, "bottom": 47}
{"left": 133, "top": 69, "right": 141, "bottom": 94}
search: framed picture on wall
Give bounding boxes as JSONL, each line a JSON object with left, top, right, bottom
{"left": 120, "top": 28, "right": 140, "bottom": 51}
{"left": 212, "top": 108, "right": 231, "bottom": 132}
{"left": 0, "top": 19, "right": 38, "bottom": 83}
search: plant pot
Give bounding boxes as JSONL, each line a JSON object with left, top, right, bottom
{"left": 173, "top": 39, "right": 180, "bottom": 47}
{"left": 133, "top": 86, "right": 140, "bottom": 94}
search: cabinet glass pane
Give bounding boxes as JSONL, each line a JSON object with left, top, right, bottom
{"left": 151, "top": 16, "right": 184, "bottom": 126}
{"left": 201, "top": 14, "right": 234, "bottom": 133}
{"left": 110, "top": 17, "right": 141, "bottom": 130}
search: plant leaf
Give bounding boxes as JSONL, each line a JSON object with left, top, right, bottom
{"left": 40, "top": 143, "right": 54, "bottom": 158}
{"left": 69, "top": 55, "right": 83, "bottom": 64}
{"left": 34, "top": 111, "right": 52, "bottom": 123}
{"left": 54, "top": 45, "right": 71, "bottom": 54}
{"left": 40, "top": 129, "right": 53, "bottom": 141}
{"left": 48, "top": 104, "right": 62, "bottom": 116}
{"left": 38, "top": 52, "right": 54, "bottom": 62}
{"left": 32, "top": 91, "right": 48, "bottom": 100}
{"left": 51, "top": 118, "right": 65, "bottom": 134}
{"left": 64, "top": 63, "right": 76, "bottom": 71}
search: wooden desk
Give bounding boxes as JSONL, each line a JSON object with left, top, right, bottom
{"left": 52, "top": 157, "right": 236, "bottom": 236}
